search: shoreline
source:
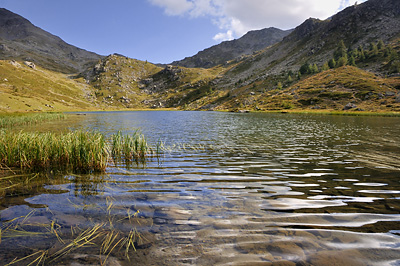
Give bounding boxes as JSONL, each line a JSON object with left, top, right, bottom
{"left": 1, "top": 108, "right": 400, "bottom": 117}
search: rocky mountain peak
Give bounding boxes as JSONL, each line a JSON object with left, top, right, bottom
{"left": 0, "top": 8, "right": 33, "bottom": 40}
{"left": 0, "top": 8, "right": 103, "bottom": 73}
{"left": 284, "top": 18, "right": 324, "bottom": 42}
{"left": 172, "top": 27, "right": 292, "bottom": 68}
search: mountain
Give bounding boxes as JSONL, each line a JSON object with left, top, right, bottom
{"left": 220, "top": 0, "right": 400, "bottom": 85}
{"left": 189, "top": 0, "right": 400, "bottom": 112}
{"left": 171, "top": 27, "right": 292, "bottom": 68}
{"left": 0, "top": 8, "right": 103, "bottom": 73}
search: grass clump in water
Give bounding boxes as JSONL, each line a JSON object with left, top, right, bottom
{"left": 0, "top": 130, "right": 108, "bottom": 173}
{"left": 111, "top": 131, "right": 153, "bottom": 164}
{"left": 0, "top": 113, "right": 65, "bottom": 128}
{"left": 0, "top": 130, "right": 155, "bottom": 173}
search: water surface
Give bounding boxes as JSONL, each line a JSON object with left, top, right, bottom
{"left": 1, "top": 111, "right": 400, "bottom": 265}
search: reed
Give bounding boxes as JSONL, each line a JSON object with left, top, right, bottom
{"left": 0, "top": 130, "right": 155, "bottom": 173}
{"left": 0, "top": 130, "right": 108, "bottom": 173}
{"left": 0, "top": 113, "right": 65, "bottom": 128}
{"left": 111, "top": 131, "right": 153, "bottom": 163}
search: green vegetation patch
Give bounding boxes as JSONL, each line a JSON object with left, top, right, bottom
{"left": 0, "top": 130, "right": 155, "bottom": 173}
{"left": 0, "top": 60, "right": 98, "bottom": 112}
{"left": 0, "top": 112, "right": 65, "bottom": 128}
{"left": 0, "top": 130, "right": 108, "bottom": 173}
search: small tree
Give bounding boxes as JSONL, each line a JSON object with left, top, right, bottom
{"left": 358, "top": 45, "right": 366, "bottom": 61}
{"left": 328, "top": 58, "right": 336, "bottom": 69}
{"left": 311, "top": 63, "right": 319, "bottom": 73}
{"left": 321, "top": 61, "right": 330, "bottom": 71}
{"left": 299, "top": 63, "right": 311, "bottom": 75}
{"left": 348, "top": 55, "right": 356, "bottom": 66}
{"left": 334, "top": 40, "right": 347, "bottom": 60}
{"left": 337, "top": 56, "right": 348, "bottom": 67}
{"left": 369, "top": 42, "right": 378, "bottom": 57}
{"left": 385, "top": 45, "right": 398, "bottom": 60}
{"left": 377, "top": 40, "right": 385, "bottom": 50}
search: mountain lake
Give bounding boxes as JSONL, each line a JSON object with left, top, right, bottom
{"left": 1, "top": 111, "right": 400, "bottom": 265}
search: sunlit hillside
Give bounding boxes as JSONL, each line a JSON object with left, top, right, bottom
{"left": 0, "top": 60, "right": 100, "bottom": 112}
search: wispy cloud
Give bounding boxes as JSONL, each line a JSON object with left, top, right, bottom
{"left": 148, "top": 0, "right": 366, "bottom": 42}
{"left": 148, "top": 0, "right": 194, "bottom": 16}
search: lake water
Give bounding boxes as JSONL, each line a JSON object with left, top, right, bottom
{"left": 1, "top": 111, "right": 400, "bottom": 265}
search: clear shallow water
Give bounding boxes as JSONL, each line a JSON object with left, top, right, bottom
{"left": 1, "top": 111, "right": 400, "bottom": 265}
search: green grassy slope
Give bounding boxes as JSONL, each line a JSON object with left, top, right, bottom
{"left": 268, "top": 66, "right": 400, "bottom": 111}
{"left": 0, "top": 60, "right": 100, "bottom": 112}
{"left": 198, "top": 66, "right": 400, "bottom": 112}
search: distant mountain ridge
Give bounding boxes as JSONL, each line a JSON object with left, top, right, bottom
{"left": 0, "top": 8, "right": 103, "bottom": 73}
{"left": 172, "top": 27, "right": 292, "bottom": 68}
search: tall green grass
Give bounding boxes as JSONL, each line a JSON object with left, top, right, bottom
{"left": 0, "top": 113, "right": 65, "bottom": 128}
{"left": 0, "top": 130, "right": 108, "bottom": 173}
{"left": 111, "top": 131, "right": 152, "bottom": 163}
{"left": 0, "top": 130, "right": 154, "bottom": 173}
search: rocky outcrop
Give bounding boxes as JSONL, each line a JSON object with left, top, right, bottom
{"left": 343, "top": 103, "right": 357, "bottom": 110}
{"left": 24, "top": 61, "right": 35, "bottom": 69}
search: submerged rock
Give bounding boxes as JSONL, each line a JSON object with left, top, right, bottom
{"left": 70, "top": 254, "right": 122, "bottom": 266}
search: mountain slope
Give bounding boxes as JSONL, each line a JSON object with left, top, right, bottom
{"left": 220, "top": 0, "right": 400, "bottom": 87}
{"left": 83, "top": 54, "right": 227, "bottom": 109}
{"left": 172, "top": 27, "right": 292, "bottom": 68}
{"left": 216, "top": 66, "right": 400, "bottom": 112}
{"left": 0, "top": 60, "right": 101, "bottom": 112}
{"left": 0, "top": 8, "right": 103, "bottom": 73}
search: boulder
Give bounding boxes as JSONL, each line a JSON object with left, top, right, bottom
{"left": 9, "top": 60, "right": 21, "bottom": 67}
{"left": 395, "top": 94, "right": 400, "bottom": 103}
{"left": 385, "top": 91, "right": 396, "bottom": 97}
{"left": 119, "top": 96, "right": 131, "bottom": 103}
{"left": 343, "top": 103, "right": 357, "bottom": 110}
{"left": 24, "top": 61, "right": 36, "bottom": 69}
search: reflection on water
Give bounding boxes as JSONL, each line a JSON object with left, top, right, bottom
{"left": 1, "top": 111, "right": 400, "bottom": 265}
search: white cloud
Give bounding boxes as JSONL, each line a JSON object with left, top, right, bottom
{"left": 148, "top": 0, "right": 367, "bottom": 41}
{"left": 213, "top": 30, "right": 234, "bottom": 42}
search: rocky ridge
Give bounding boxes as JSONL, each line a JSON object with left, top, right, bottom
{"left": 172, "top": 27, "right": 292, "bottom": 69}
{"left": 0, "top": 8, "right": 103, "bottom": 73}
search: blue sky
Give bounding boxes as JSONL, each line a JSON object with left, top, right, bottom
{"left": 0, "top": 0, "right": 365, "bottom": 64}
